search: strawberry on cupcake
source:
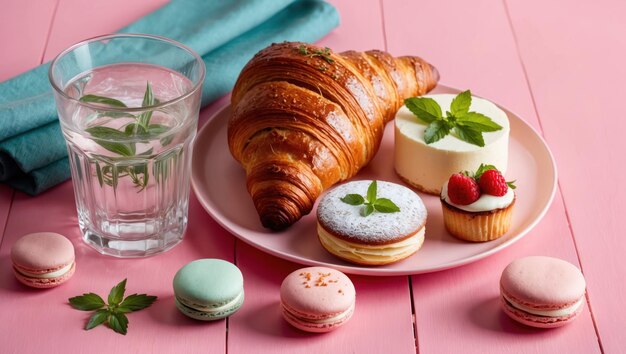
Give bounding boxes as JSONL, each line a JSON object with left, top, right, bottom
{"left": 441, "top": 164, "right": 516, "bottom": 242}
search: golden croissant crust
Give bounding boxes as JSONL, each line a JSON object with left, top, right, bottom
{"left": 228, "top": 42, "right": 439, "bottom": 230}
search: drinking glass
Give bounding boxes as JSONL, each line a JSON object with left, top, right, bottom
{"left": 49, "top": 34, "right": 205, "bottom": 257}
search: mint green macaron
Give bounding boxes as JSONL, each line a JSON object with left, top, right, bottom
{"left": 173, "top": 259, "right": 244, "bottom": 321}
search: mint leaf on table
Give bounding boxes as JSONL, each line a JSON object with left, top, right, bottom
{"left": 68, "top": 293, "right": 106, "bottom": 311}
{"left": 109, "top": 312, "right": 129, "bottom": 335}
{"left": 86, "top": 309, "right": 109, "bottom": 330}
{"left": 108, "top": 279, "right": 126, "bottom": 306}
{"left": 79, "top": 94, "right": 127, "bottom": 108}
{"left": 118, "top": 294, "right": 158, "bottom": 312}
{"left": 340, "top": 180, "right": 400, "bottom": 217}
{"left": 69, "top": 279, "right": 157, "bottom": 335}
{"left": 405, "top": 89, "right": 503, "bottom": 147}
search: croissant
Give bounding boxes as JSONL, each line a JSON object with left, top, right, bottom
{"left": 228, "top": 42, "right": 439, "bottom": 230}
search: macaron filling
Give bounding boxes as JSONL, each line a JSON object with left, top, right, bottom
{"left": 282, "top": 301, "right": 355, "bottom": 325}
{"left": 176, "top": 291, "right": 243, "bottom": 314}
{"left": 318, "top": 225, "right": 424, "bottom": 262}
{"left": 14, "top": 262, "right": 74, "bottom": 279}
{"left": 502, "top": 293, "right": 584, "bottom": 318}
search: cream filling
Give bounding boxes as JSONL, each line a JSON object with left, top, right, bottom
{"left": 503, "top": 293, "right": 584, "bottom": 317}
{"left": 178, "top": 291, "right": 243, "bottom": 313}
{"left": 16, "top": 262, "right": 73, "bottom": 279}
{"left": 318, "top": 225, "right": 424, "bottom": 261}
{"left": 441, "top": 182, "right": 514, "bottom": 212}
{"left": 285, "top": 302, "right": 355, "bottom": 325}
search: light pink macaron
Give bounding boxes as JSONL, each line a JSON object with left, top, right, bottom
{"left": 11, "top": 232, "right": 76, "bottom": 289}
{"left": 280, "top": 266, "right": 356, "bottom": 333}
{"left": 500, "top": 256, "right": 586, "bottom": 328}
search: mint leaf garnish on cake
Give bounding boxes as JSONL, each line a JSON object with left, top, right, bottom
{"left": 340, "top": 180, "right": 401, "bottom": 216}
{"left": 69, "top": 279, "right": 157, "bottom": 335}
{"left": 404, "top": 90, "right": 503, "bottom": 147}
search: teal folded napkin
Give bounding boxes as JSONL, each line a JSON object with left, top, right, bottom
{"left": 0, "top": 0, "right": 339, "bottom": 195}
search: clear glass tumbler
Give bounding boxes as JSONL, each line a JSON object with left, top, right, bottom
{"left": 49, "top": 34, "right": 205, "bottom": 257}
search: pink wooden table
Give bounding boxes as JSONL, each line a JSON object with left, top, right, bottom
{"left": 0, "top": 0, "right": 623, "bottom": 353}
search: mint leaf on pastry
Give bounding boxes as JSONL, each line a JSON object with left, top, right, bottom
{"left": 404, "top": 97, "right": 442, "bottom": 123}
{"left": 450, "top": 90, "right": 471, "bottom": 116}
{"left": 406, "top": 90, "right": 503, "bottom": 147}
{"left": 341, "top": 180, "right": 400, "bottom": 216}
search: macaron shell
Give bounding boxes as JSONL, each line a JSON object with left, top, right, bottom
{"left": 282, "top": 302, "right": 355, "bottom": 333}
{"left": 280, "top": 267, "right": 356, "bottom": 315}
{"left": 501, "top": 295, "right": 582, "bottom": 328}
{"left": 173, "top": 259, "right": 244, "bottom": 305}
{"left": 175, "top": 292, "right": 244, "bottom": 321}
{"left": 500, "top": 256, "right": 586, "bottom": 307}
{"left": 11, "top": 232, "right": 75, "bottom": 273}
{"left": 13, "top": 262, "right": 76, "bottom": 289}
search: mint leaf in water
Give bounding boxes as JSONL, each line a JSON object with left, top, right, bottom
{"left": 69, "top": 279, "right": 157, "bottom": 335}
{"left": 79, "top": 94, "right": 127, "bottom": 108}
{"left": 405, "top": 90, "right": 503, "bottom": 147}
{"left": 340, "top": 181, "right": 400, "bottom": 217}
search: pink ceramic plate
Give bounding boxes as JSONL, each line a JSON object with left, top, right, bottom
{"left": 191, "top": 85, "right": 557, "bottom": 276}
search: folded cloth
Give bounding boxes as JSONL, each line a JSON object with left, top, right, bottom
{"left": 0, "top": 0, "right": 339, "bottom": 195}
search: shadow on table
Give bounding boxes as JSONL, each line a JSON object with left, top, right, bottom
{"left": 469, "top": 296, "right": 548, "bottom": 334}
{"left": 148, "top": 294, "right": 225, "bottom": 328}
{"left": 242, "top": 300, "right": 315, "bottom": 338}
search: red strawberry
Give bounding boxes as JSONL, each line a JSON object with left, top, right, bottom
{"left": 447, "top": 173, "right": 481, "bottom": 205}
{"left": 479, "top": 169, "right": 508, "bottom": 196}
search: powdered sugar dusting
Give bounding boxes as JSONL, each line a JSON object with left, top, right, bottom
{"left": 317, "top": 180, "right": 427, "bottom": 242}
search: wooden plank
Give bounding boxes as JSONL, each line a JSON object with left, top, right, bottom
{"left": 229, "top": 242, "right": 415, "bottom": 354}
{"left": 383, "top": 0, "right": 601, "bottom": 352}
{"left": 506, "top": 0, "right": 626, "bottom": 351}
{"left": 0, "top": 0, "right": 58, "bottom": 81}
{"left": 42, "top": 0, "right": 168, "bottom": 61}
{"left": 0, "top": 183, "right": 234, "bottom": 353}
{"left": 228, "top": 1, "right": 416, "bottom": 353}
{"left": 0, "top": 0, "right": 57, "bottom": 244}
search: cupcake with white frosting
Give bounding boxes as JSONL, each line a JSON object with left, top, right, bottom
{"left": 441, "top": 164, "right": 516, "bottom": 242}
{"left": 317, "top": 180, "right": 426, "bottom": 265}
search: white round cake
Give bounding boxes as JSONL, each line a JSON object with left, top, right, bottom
{"left": 316, "top": 180, "right": 427, "bottom": 265}
{"left": 394, "top": 94, "right": 510, "bottom": 194}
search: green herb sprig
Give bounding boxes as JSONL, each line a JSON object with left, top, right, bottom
{"left": 298, "top": 44, "right": 334, "bottom": 63}
{"left": 80, "top": 82, "right": 172, "bottom": 190}
{"left": 404, "top": 90, "right": 503, "bottom": 147}
{"left": 340, "top": 180, "right": 400, "bottom": 217}
{"left": 69, "top": 279, "right": 157, "bottom": 335}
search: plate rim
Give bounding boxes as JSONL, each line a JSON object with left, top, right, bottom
{"left": 191, "top": 85, "right": 558, "bottom": 276}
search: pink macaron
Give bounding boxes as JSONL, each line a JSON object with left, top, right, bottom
{"left": 280, "top": 267, "right": 356, "bottom": 333}
{"left": 11, "top": 232, "right": 76, "bottom": 289}
{"left": 500, "top": 256, "right": 586, "bottom": 328}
